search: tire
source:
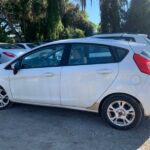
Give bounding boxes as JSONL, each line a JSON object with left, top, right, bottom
{"left": 101, "top": 94, "right": 143, "bottom": 130}
{"left": 0, "top": 87, "right": 13, "bottom": 110}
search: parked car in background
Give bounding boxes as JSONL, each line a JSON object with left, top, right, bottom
{"left": 15, "top": 43, "right": 40, "bottom": 51}
{"left": 0, "top": 43, "right": 26, "bottom": 63}
{"left": 0, "top": 38, "right": 149, "bottom": 130}
{"left": 92, "top": 33, "right": 150, "bottom": 46}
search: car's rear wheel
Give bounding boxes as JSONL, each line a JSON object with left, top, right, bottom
{"left": 101, "top": 94, "right": 143, "bottom": 130}
{"left": 0, "top": 87, "right": 12, "bottom": 110}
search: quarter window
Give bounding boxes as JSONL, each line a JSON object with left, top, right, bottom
{"left": 68, "top": 44, "right": 114, "bottom": 65}
{"left": 21, "top": 45, "right": 64, "bottom": 69}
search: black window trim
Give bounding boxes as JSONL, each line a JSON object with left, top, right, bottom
{"left": 5, "top": 42, "right": 129, "bottom": 70}
{"left": 5, "top": 43, "right": 69, "bottom": 70}
{"left": 64, "top": 43, "right": 117, "bottom": 67}
{"left": 111, "top": 46, "right": 129, "bottom": 62}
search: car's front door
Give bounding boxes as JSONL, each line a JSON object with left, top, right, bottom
{"left": 9, "top": 44, "right": 65, "bottom": 105}
{"left": 61, "top": 43, "right": 118, "bottom": 108}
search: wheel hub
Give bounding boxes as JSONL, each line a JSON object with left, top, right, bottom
{"left": 117, "top": 109, "right": 126, "bottom": 117}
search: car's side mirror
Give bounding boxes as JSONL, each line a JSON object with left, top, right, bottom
{"left": 11, "top": 61, "right": 21, "bottom": 75}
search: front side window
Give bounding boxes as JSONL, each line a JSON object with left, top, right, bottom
{"left": 21, "top": 45, "right": 64, "bottom": 69}
{"left": 68, "top": 44, "right": 114, "bottom": 65}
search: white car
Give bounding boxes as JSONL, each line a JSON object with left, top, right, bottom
{"left": 0, "top": 43, "right": 26, "bottom": 63}
{"left": 0, "top": 38, "right": 150, "bottom": 130}
{"left": 92, "top": 33, "right": 150, "bottom": 46}
{"left": 15, "top": 43, "right": 39, "bottom": 51}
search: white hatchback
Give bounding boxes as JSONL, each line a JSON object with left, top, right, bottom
{"left": 0, "top": 38, "right": 150, "bottom": 130}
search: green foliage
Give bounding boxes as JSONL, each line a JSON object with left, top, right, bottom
{"left": 46, "top": 0, "right": 64, "bottom": 40}
{"left": 125, "top": 0, "right": 150, "bottom": 35}
{"left": 97, "top": 24, "right": 102, "bottom": 33}
{"left": 60, "top": 27, "right": 84, "bottom": 39}
{"left": 0, "top": 0, "right": 94, "bottom": 42}
{"left": 0, "top": 28, "right": 7, "bottom": 42}
{"left": 62, "top": 3, "right": 94, "bottom": 36}
{"left": 80, "top": 0, "right": 128, "bottom": 33}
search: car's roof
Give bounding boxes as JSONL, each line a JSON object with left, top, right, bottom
{"left": 92, "top": 33, "right": 148, "bottom": 38}
{"left": 33, "top": 37, "right": 146, "bottom": 51}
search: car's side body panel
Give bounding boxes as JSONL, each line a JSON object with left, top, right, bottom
{"left": 96, "top": 49, "right": 150, "bottom": 116}
{"left": 61, "top": 63, "right": 118, "bottom": 108}
{"left": 9, "top": 67, "right": 62, "bottom": 105}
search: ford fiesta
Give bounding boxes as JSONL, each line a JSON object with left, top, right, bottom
{"left": 0, "top": 38, "right": 150, "bottom": 130}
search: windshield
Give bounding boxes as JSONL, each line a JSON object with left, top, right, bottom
{"left": 0, "top": 44, "right": 21, "bottom": 49}
{"left": 27, "top": 43, "right": 39, "bottom": 48}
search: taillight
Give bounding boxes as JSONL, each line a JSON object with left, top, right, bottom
{"left": 133, "top": 53, "right": 150, "bottom": 75}
{"left": 3, "top": 52, "right": 16, "bottom": 58}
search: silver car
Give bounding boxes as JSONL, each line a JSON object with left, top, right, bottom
{"left": 0, "top": 43, "right": 26, "bottom": 63}
{"left": 15, "top": 43, "right": 40, "bottom": 50}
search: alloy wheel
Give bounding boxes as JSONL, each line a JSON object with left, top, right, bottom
{"left": 107, "top": 100, "right": 136, "bottom": 127}
{"left": 0, "top": 88, "right": 10, "bottom": 108}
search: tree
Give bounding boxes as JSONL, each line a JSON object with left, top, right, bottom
{"left": 126, "top": 0, "right": 150, "bottom": 34}
{"left": 79, "top": 0, "right": 128, "bottom": 33}
{"left": 0, "top": 28, "right": 7, "bottom": 42}
{"left": 0, "top": 0, "right": 48, "bottom": 42}
{"left": 62, "top": 3, "right": 94, "bottom": 36}
{"left": 46, "top": 0, "right": 65, "bottom": 40}
{"left": 60, "top": 27, "right": 84, "bottom": 39}
{"left": 0, "top": 0, "right": 23, "bottom": 42}
{"left": 0, "top": 0, "right": 95, "bottom": 42}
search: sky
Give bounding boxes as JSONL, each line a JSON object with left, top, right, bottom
{"left": 72, "top": 0, "right": 130, "bottom": 25}
{"left": 84, "top": 1, "right": 100, "bottom": 25}
{"left": 72, "top": 0, "right": 100, "bottom": 25}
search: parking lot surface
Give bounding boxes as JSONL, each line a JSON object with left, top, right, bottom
{"left": 0, "top": 104, "right": 149, "bottom": 150}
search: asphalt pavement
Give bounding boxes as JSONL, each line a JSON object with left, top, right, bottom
{"left": 0, "top": 104, "right": 149, "bottom": 150}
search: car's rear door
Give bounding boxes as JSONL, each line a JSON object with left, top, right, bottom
{"left": 61, "top": 43, "right": 119, "bottom": 108}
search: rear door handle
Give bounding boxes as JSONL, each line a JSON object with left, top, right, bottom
{"left": 97, "top": 69, "right": 112, "bottom": 75}
{"left": 43, "top": 72, "right": 54, "bottom": 77}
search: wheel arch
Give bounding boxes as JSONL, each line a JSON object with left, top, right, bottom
{"left": 98, "top": 92, "right": 144, "bottom": 114}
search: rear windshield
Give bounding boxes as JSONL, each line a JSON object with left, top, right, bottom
{"left": 0, "top": 44, "right": 21, "bottom": 49}
{"left": 27, "top": 43, "right": 39, "bottom": 48}
{"left": 15, "top": 44, "right": 26, "bottom": 49}
{"left": 145, "top": 38, "right": 150, "bottom": 45}
{"left": 97, "top": 37, "right": 136, "bottom": 42}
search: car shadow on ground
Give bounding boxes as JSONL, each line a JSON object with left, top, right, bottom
{"left": 0, "top": 103, "right": 149, "bottom": 150}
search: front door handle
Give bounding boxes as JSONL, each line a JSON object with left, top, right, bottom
{"left": 97, "top": 69, "right": 112, "bottom": 75}
{"left": 43, "top": 72, "right": 54, "bottom": 77}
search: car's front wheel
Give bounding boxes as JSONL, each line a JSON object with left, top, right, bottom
{"left": 0, "top": 87, "right": 12, "bottom": 110}
{"left": 101, "top": 94, "right": 143, "bottom": 130}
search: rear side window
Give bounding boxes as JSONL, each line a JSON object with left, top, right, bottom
{"left": 68, "top": 44, "right": 115, "bottom": 65}
{"left": 113, "top": 47, "right": 129, "bottom": 62}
